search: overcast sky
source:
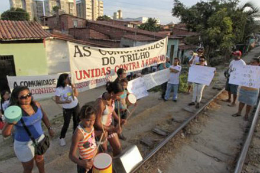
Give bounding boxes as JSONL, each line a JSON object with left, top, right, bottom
{"left": 0, "top": 0, "right": 259, "bottom": 24}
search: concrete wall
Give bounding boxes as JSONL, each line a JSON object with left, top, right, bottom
{"left": 0, "top": 42, "right": 48, "bottom": 76}
{"left": 45, "top": 39, "right": 70, "bottom": 74}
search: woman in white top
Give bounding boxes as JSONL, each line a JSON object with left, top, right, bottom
{"left": 55, "top": 73, "right": 79, "bottom": 146}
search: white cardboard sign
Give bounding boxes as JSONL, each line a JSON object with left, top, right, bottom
{"left": 229, "top": 65, "right": 260, "bottom": 88}
{"left": 188, "top": 65, "right": 216, "bottom": 86}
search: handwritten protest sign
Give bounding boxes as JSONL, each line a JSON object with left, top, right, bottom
{"left": 229, "top": 65, "right": 260, "bottom": 88}
{"left": 7, "top": 74, "right": 59, "bottom": 100}
{"left": 143, "top": 69, "right": 170, "bottom": 90}
{"left": 188, "top": 65, "right": 216, "bottom": 86}
{"left": 68, "top": 38, "right": 168, "bottom": 83}
{"left": 127, "top": 77, "right": 149, "bottom": 99}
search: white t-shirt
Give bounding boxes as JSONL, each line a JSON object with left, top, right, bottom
{"left": 55, "top": 85, "right": 79, "bottom": 109}
{"left": 168, "top": 65, "right": 182, "bottom": 84}
{"left": 229, "top": 59, "right": 246, "bottom": 73}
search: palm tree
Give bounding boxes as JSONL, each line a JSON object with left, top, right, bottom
{"left": 138, "top": 18, "right": 160, "bottom": 32}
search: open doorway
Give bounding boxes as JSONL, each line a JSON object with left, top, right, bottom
{"left": 0, "top": 55, "right": 16, "bottom": 91}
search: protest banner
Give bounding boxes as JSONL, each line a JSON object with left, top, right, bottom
{"left": 127, "top": 77, "right": 149, "bottom": 99}
{"left": 229, "top": 65, "right": 260, "bottom": 88}
{"left": 7, "top": 74, "right": 117, "bottom": 100}
{"left": 7, "top": 62, "right": 170, "bottom": 100}
{"left": 68, "top": 37, "right": 168, "bottom": 83}
{"left": 188, "top": 65, "right": 216, "bottom": 86}
{"left": 7, "top": 74, "right": 59, "bottom": 100}
{"left": 143, "top": 69, "right": 170, "bottom": 90}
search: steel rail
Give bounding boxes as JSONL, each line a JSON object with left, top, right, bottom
{"left": 131, "top": 88, "right": 225, "bottom": 173}
{"left": 234, "top": 99, "right": 260, "bottom": 173}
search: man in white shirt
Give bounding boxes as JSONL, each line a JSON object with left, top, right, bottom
{"left": 164, "top": 58, "right": 182, "bottom": 102}
{"left": 224, "top": 50, "right": 246, "bottom": 107}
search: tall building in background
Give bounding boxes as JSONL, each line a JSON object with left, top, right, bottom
{"left": 60, "top": 0, "right": 76, "bottom": 16}
{"left": 9, "top": 0, "right": 34, "bottom": 20}
{"left": 9, "top": 0, "right": 76, "bottom": 21}
{"left": 76, "top": 0, "right": 103, "bottom": 20}
{"left": 113, "top": 10, "right": 122, "bottom": 20}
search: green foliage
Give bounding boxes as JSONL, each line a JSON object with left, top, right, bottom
{"left": 172, "top": 0, "right": 259, "bottom": 59}
{"left": 138, "top": 18, "right": 160, "bottom": 32}
{"left": 206, "top": 8, "right": 234, "bottom": 52}
{"left": 1, "top": 8, "right": 30, "bottom": 21}
{"left": 52, "top": 6, "right": 60, "bottom": 12}
{"left": 97, "top": 15, "right": 111, "bottom": 21}
{"left": 179, "top": 73, "right": 188, "bottom": 93}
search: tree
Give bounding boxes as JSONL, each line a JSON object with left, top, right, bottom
{"left": 52, "top": 6, "right": 60, "bottom": 13}
{"left": 172, "top": 0, "right": 259, "bottom": 61}
{"left": 97, "top": 15, "right": 111, "bottom": 21}
{"left": 138, "top": 18, "right": 160, "bottom": 32}
{"left": 1, "top": 8, "right": 30, "bottom": 21}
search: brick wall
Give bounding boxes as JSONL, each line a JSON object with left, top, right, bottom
{"left": 59, "top": 15, "right": 87, "bottom": 31}
{"left": 69, "top": 28, "right": 90, "bottom": 40}
{"left": 45, "top": 14, "right": 87, "bottom": 31}
{"left": 45, "top": 16, "right": 60, "bottom": 30}
{"left": 69, "top": 28, "right": 119, "bottom": 47}
{"left": 88, "top": 22, "right": 134, "bottom": 40}
{"left": 89, "top": 29, "right": 109, "bottom": 39}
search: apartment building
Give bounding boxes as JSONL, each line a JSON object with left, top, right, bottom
{"left": 76, "top": 0, "right": 103, "bottom": 21}
{"left": 9, "top": 0, "right": 76, "bottom": 20}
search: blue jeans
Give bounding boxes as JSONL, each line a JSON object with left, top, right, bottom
{"left": 165, "top": 83, "right": 179, "bottom": 100}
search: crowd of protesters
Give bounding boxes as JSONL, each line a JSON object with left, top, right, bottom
{"left": 0, "top": 47, "right": 260, "bottom": 173}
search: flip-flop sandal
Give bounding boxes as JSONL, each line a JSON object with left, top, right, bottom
{"left": 232, "top": 113, "right": 241, "bottom": 117}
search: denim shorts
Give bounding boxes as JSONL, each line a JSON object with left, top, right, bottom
{"left": 239, "top": 88, "right": 259, "bottom": 106}
{"left": 225, "top": 79, "right": 238, "bottom": 95}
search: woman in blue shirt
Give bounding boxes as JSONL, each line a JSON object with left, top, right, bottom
{"left": 2, "top": 86, "right": 54, "bottom": 173}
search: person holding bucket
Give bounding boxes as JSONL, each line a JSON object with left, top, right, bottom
{"left": 2, "top": 86, "right": 54, "bottom": 173}
{"left": 95, "top": 81, "right": 126, "bottom": 157}
{"left": 69, "top": 104, "right": 103, "bottom": 173}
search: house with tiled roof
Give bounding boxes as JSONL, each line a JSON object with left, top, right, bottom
{"left": 0, "top": 20, "right": 51, "bottom": 91}
{"left": 44, "top": 14, "right": 181, "bottom": 62}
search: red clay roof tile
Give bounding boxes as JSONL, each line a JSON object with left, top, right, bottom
{"left": 0, "top": 20, "right": 51, "bottom": 41}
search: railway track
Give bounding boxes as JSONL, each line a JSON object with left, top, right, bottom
{"left": 128, "top": 88, "right": 260, "bottom": 173}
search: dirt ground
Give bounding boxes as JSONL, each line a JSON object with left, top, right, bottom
{"left": 0, "top": 47, "right": 260, "bottom": 173}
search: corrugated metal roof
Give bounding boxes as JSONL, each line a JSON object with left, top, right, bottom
{"left": 0, "top": 20, "right": 51, "bottom": 41}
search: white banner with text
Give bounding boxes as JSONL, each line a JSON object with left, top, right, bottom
{"left": 68, "top": 37, "right": 168, "bottom": 83}
{"left": 7, "top": 66, "right": 170, "bottom": 100}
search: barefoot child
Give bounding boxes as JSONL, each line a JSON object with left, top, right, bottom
{"left": 69, "top": 104, "right": 98, "bottom": 173}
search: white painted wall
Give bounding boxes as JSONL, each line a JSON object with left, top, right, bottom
{"left": 45, "top": 39, "right": 70, "bottom": 74}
